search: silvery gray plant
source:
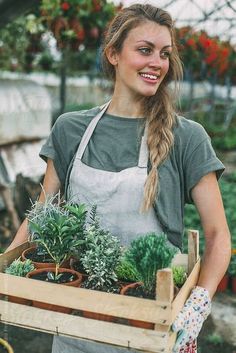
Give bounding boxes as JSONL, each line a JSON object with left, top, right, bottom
{"left": 5, "top": 258, "right": 35, "bottom": 277}
{"left": 81, "top": 206, "right": 122, "bottom": 292}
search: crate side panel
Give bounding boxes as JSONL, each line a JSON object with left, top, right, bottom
{"left": 0, "top": 300, "right": 170, "bottom": 353}
{"left": 171, "top": 259, "right": 201, "bottom": 322}
{"left": 0, "top": 274, "right": 171, "bottom": 324}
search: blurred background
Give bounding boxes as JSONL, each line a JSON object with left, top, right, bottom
{"left": 0, "top": 0, "right": 235, "bottom": 352}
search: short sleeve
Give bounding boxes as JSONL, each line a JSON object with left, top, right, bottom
{"left": 184, "top": 135, "right": 225, "bottom": 203}
{"left": 39, "top": 113, "right": 72, "bottom": 188}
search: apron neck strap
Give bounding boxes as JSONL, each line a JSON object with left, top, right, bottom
{"left": 138, "top": 123, "right": 149, "bottom": 168}
{"left": 76, "top": 101, "right": 110, "bottom": 160}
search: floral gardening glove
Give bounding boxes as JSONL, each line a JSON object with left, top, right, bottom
{"left": 172, "top": 286, "right": 211, "bottom": 353}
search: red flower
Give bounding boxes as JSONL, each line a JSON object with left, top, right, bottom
{"left": 89, "top": 27, "right": 99, "bottom": 39}
{"left": 77, "top": 27, "right": 85, "bottom": 41}
{"left": 61, "top": 2, "right": 70, "bottom": 11}
{"left": 186, "top": 38, "right": 196, "bottom": 48}
{"left": 93, "top": 0, "right": 102, "bottom": 12}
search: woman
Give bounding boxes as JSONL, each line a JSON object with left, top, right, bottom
{"left": 7, "top": 4, "right": 231, "bottom": 353}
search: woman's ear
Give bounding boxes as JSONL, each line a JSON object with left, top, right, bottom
{"left": 105, "top": 46, "right": 118, "bottom": 66}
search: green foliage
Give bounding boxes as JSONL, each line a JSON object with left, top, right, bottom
{"left": 27, "top": 193, "right": 87, "bottom": 274}
{"left": 172, "top": 266, "right": 187, "bottom": 288}
{"left": 205, "top": 333, "right": 224, "bottom": 345}
{"left": 0, "top": 18, "right": 30, "bottom": 72}
{"left": 81, "top": 206, "right": 122, "bottom": 292}
{"left": 5, "top": 259, "right": 35, "bottom": 277}
{"left": 115, "top": 257, "right": 140, "bottom": 283}
{"left": 125, "top": 233, "right": 178, "bottom": 297}
{"left": 184, "top": 174, "right": 236, "bottom": 253}
{"left": 228, "top": 255, "right": 236, "bottom": 277}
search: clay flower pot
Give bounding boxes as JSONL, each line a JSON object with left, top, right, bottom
{"left": 82, "top": 310, "right": 115, "bottom": 322}
{"left": 7, "top": 295, "right": 31, "bottom": 306}
{"left": 26, "top": 267, "right": 82, "bottom": 313}
{"left": 120, "top": 282, "right": 154, "bottom": 329}
{"left": 0, "top": 338, "right": 14, "bottom": 353}
{"left": 22, "top": 246, "right": 70, "bottom": 269}
{"left": 217, "top": 274, "right": 229, "bottom": 292}
{"left": 231, "top": 276, "right": 236, "bottom": 293}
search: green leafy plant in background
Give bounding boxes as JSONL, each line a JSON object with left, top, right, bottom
{"left": 125, "top": 233, "right": 178, "bottom": 298}
{"left": 172, "top": 266, "right": 187, "bottom": 288}
{"left": 81, "top": 206, "right": 122, "bottom": 292}
{"left": 205, "top": 333, "right": 224, "bottom": 345}
{"left": 184, "top": 174, "right": 236, "bottom": 254}
{"left": 5, "top": 258, "right": 35, "bottom": 277}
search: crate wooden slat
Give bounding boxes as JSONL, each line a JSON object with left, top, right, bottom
{"left": 0, "top": 230, "right": 201, "bottom": 353}
{"left": 0, "top": 300, "right": 176, "bottom": 353}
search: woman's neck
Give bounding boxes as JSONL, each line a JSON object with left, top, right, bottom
{"left": 106, "top": 94, "right": 143, "bottom": 119}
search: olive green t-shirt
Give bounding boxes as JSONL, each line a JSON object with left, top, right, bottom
{"left": 40, "top": 106, "right": 224, "bottom": 248}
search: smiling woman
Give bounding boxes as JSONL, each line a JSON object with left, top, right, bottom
{"left": 6, "top": 3, "right": 231, "bottom": 353}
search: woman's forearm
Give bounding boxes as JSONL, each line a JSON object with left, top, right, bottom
{"left": 5, "top": 218, "right": 29, "bottom": 252}
{"left": 197, "top": 228, "right": 231, "bottom": 298}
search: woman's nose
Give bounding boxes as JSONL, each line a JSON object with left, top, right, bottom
{"left": 148, "top": 52, "right": 162, "bottom": 68}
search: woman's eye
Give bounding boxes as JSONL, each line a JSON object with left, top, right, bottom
{"left": 138, "top": 47, "right": 152, "bottom": 55}
{"left": 161, "top": 51, "right": 171, "bottom": 59}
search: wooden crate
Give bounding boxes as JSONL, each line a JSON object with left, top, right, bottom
{"left": 0, "top": 230, "right": 200, "bottom": 353}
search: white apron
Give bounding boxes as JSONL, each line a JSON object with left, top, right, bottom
{"left": 52, "top": 102, "right": 171, "bottom": 353}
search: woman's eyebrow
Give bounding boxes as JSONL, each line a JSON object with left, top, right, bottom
{"left": 136, "top": 40, "right": 172, "bottom": 49}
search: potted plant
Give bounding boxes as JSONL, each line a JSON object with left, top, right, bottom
{"left": 79, "top": 206, "right": 122, "bottom": 321}
{"left": 24, "top": 194, "right": 86, "bottom": 313}
{"left": 228, "top": 255, "right": 236, "bottom": 293}
{"left": 120, "top": 233, "right": 177, "bottom": 329}
{"left": 0, "top": 338, "right": 14, "bottom": 353}
{"left": 115, "top": 257, "right": 140, "bottom": 284}
{"left": 217, "top": 272, "right": 229, "bottom": 292}
{"left": 172, "top": 265, "right": 187, "bottom": 295}
{"left": 23, "top": 192, "right": 87, "bottom": 270}
{"left": 4, "top": 258, "right": 35, "bottom": 305}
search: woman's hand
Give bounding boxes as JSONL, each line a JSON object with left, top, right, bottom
{"left": 172, "top": 286, "right": 211, "bottom": 352}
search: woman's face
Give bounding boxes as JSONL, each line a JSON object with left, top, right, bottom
{"left": 110, "top": 21, "right": 172, "bottom": 101}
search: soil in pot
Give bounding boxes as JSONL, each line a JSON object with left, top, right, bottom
{"left": 26, "top": 268, "right": 82, "bottom": 313}
{"left": 120, "top": 282, "right": 155, "bottom": 330}
{"left": 22, "top": 246, "right": 70, "bottom": 269}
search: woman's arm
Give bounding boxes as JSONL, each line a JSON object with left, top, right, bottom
{"left": 5, "top": 159, "right": 61, "bottom": 252}
{"left": 191, "top": 171, "right": 231, "bottom": 298}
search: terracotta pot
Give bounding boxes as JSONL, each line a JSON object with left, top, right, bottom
{"left": 0, "top": 338, "right": 14, "bottom": 353}
{"left": 120, "top": 282, "right": 154, "bottom": 329}
{"left": 22, "top": 246, "right": 70, "bottom": 269}
{"left": 26, "top": 267, "right": 82, "bottom": 313}
{"left": 7, "top": 295, "right": 31, "bottom": 306}
{"left": 231, "top": 276, "right": 236, "bottom": 293}
{"left": 217, "top": 274, "right": 229, "bottom": 292}
{"left": 82, "top": 310, "right": 115, "bottom": 322}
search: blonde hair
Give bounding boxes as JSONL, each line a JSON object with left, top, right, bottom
{"left": 102, "top": 4, "right": 183, "bottom": 211}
